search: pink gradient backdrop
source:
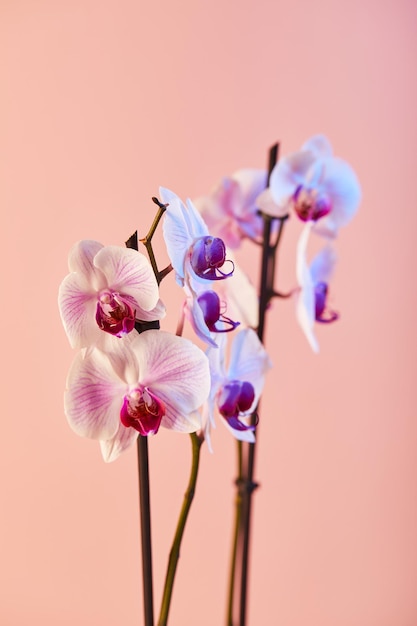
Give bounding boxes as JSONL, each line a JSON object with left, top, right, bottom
{"left": 1, "top": 0, "right": 416, "bottom": 624}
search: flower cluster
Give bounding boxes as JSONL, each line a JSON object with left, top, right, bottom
{"left": 196, "top": 134, "right": 361, "bottom": 352}
{"left": 58, "top": 240, "right": 210, "bottom": 461}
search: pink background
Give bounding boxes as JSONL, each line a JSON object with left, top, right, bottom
{"left": 1, "top": 0, "right": 416, "bottom": 624}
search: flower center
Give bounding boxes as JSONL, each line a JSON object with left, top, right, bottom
{"left": 292, "top": 185, "right": 332, "bottom": 222}
{"left": 197, "top": 290, "right": 240, "bottom": 333}
{"left": 120, "top": 387, "right": 165, "bottom": 436}
{"left": 96, "top": 291, "right": 136, "bottom": 337}
{"left": 217, "top": 380, "right": 256, "bottom": 431}
{"left": 189, "top": 236, "right": 234, "bottom": 280}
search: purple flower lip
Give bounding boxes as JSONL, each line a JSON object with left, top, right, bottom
{"left": 197, "top": 291, "right": 240, "bottom": 333}
{"left": 314, "top": 281, "right": 339, "bottom": 323}
{"left": 217, "top": 380, "right": 257, "bottom": 431}
{"left": 292, "top": 185, "right": 332, "bottom": 222}
{"left": 120, "top": 387, "right": 165, "bottom": 436}
{"left": 189, "top": 236, "right": 234, "bottom": 280}
{"left": 95, "top": 292, "right": 136, "bottom": 337}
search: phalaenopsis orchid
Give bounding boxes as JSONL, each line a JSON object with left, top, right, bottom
{"left": 59, "top": 135, "right": 360, "bottom": 626}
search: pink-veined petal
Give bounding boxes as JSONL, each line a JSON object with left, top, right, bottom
{"left": 100, "top": 423, "right": 138, "bottom": 462}
{"left": 135, "top": 298, "right": 166, "bottom": 322}
{"left": 94, "top": 246, "right": 159, "bottom": 311}
{"left": 132, "top": 331, "right": 211, "bottom": 427}
{"left": 65, "top": 348, "right": 127, "bottom": 440}
{"left": 296, "top": 223, "right": 319, "bottom": 353}
{"left": 67, "top": 240, "right": 105, "bottom": 291}
{"left": 58, "top": 273, "right": 99, "bottom": 348}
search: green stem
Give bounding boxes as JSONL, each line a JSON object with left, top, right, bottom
{"left": 158, "top": 433, "right": 203, "bottom": 626}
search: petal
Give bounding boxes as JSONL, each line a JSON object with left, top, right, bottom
{"left": 302, "top": 135, "right": 333, "bottom": 158}
{"left": 67, "top": 240, "right": 105, "bottom": 289}
{"left": 58, "top": 273, "right": 100, "bottom": 348}
{"left": 221, "top": 416, "right": 256, "bottom": 443}
{"left": 256, "top": 188, "right": 288, "bottom": 218}
{"left": 94, "top": 246, "right": 159, "bottom": 312}
{"left": 184, "top": 295, "right": 218, "bottom": 348}
{"left": 185, "top": 198, "right": 210, "bottom": 239}
{"left": 131, "top": 331, "right": 211, "bottom": 429}
{"left": 227, "top": 328, "right": 272, "bottom": 403}
{"left": 219, "top": 256, "right": 259, "bottom": 329}
{"left": 316, "top": 157, "right": 361, "bottom": 235}
{"left": 160, "top": 188, "right": 194, "bottom": 284}
{"left": 135, "top": 298, "right": 166, "bottom": 322}
{"left": 100, "top": 423, "right": 138, "bottom": 462}
{"left": 65, "top": 348, "right": 127, "bottom": 440}
{"left": 310, "top": 245, "right": 337, "bottom": 284}
{"left": 231, "top": 168, "right": 268, "bottom": 217}
{"left": 296, "top": 223, "right": 319, "bottom": 353}
{"left": 269, "top": 150, "right": 316, "bottom": 205}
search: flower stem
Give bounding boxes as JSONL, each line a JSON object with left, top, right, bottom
{"left": 158, "top": 432, "right": 203, "bottom": 626}
{"left": 226, "top": 441, "right": 243, "bottom": 626}
{"left": 137, "top": 435, "right": 155, "bottom": 626}
{"left": 227, "top": 143, "right": 291, "bottom": 626}
{"left": 126, "top": 231, "right": 155, "bottom": 626}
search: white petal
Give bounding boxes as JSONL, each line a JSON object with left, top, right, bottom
{"left": 317, "top": 157, "right": 361, "bottom": 234}
{"left": 256, "top": 188, "right": 288, "bottom": 218}
{"left": 94, "top": 246, "right": 159, "bottom": 312}
{"left": 58, "top": 273, "right": 100, "bottom": 348}
{"left": 160, "top": 187, "right": 194, "bottom": 283}
{"left": 269, "top": 150, "right": 316, "bottom": 205}
{"left": 219, "top": 255, "right": 258, "bottom": 328}
{"left": 310, "top": 245, "right": 337, "bottom": 284}
{"left": 100, "top": 423, "right": 138, "bottom": 462}
{"left": 185, "top": 198, "right": 210, "bottom": 238}
{"left": 67, "top": 240, "right": 104, "bottom": 285}
{"left": 65, "top": 349, "right": 127, "bottom": 439}
{"left": 221, "top": 417, "right": 256, "bottom": 443}
{"left": 132, "top": 331, "right": 211, "bottom": 428}
{"left": 302, "top": 135, "right": 333, "bottom": 158}
{"left": 227, "top": 328, "right": 272, "bottom": 403}
{"left": 296, "top": 224, "right": 319, "bottom": 353}
{"left": 135, "top": 298, "right": 166, "bottom": 322}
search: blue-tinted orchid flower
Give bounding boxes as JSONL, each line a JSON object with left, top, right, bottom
{"left": 193, "top": 169, "right": 268, "bottom": 248}
{"left": 267, "top": 135, "right": 361, "bottom": 238}
{"left": 64, "top": 330, "right": 210, "bottom": 462}
{"left": 205, "top": 329, "right": 271, "bottom": 448}
{"left": 296, "top": 223, "right": 339, "bottom": 353}
{"left": 184, "top": 287, "right": 240, "bottom": 348}
{"left": 58, "top": 240, "right": 165, "bottom": 349}
{"left": 160, "top": 187, "right": 234, "bottom": 288}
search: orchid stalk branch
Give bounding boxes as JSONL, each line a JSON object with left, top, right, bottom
{"left": 158, "top": 432, "right": 203, "bottom": 626}
{"left": 125, "top": 230, "right": 155, "bottom": 626}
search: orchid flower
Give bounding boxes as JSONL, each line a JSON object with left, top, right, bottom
{"left": 205, "top": 329, "right": 272, "bottom": 448}
{"left": 193, "top": 169, "right": 268, "bottom": 248}
{"left": 58, "top": 240, "right": 164, "bottom": 349}
{"left": 267, "top": 135, "right": 361, "bottom": 238}
{"left": 64, "top": 329, "right": 210, "bottom": 462}
{"left": 160, "top": 187, "right": 234, "bottom": 288}
{"left": 184, "top": 286, "right": 240, "bottom": 348}
{"left": 296, "top": 223, "right": 339, "bottom": 353}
